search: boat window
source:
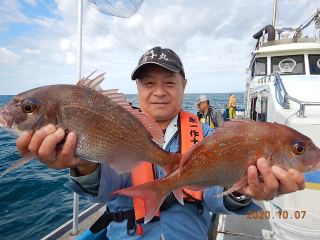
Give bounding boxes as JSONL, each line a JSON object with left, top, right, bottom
{"left": 254, "top": 58, "right": 267, "bottom": 76}
{"left": 251, "top": 64, "right": 254, "bottom": 78}
{"left": 271, "top": 55, "right": 305, "bottom": 75}
{"left": 279, "top": 59, "right": 296, "bottom": 73}
{"left": 308, "top": 54, "right": 320, "bottom": 75}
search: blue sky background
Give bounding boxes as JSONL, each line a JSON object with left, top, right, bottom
{"left": 0, "top": 0, "right": 319, "bottom": 95}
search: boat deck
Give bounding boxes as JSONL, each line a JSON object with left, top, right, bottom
{"left": 41, "top": 203, "right": 106, "bottom": 240}
{"left": 214, "top": 200, "right": 272, "bottom": 240}
{"left": 42, "top": 200, "right": 272, "bottom": 240}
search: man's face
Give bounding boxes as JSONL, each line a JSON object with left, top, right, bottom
{"left": 197, "top": 101, "right": 207, "bottom": 112}
{"left": 136, "top": 65, "right": 187, "bottom": 126}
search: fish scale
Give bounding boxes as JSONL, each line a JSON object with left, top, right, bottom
{"left": 113, "top": 119, "right": 320, "bottom": 223}
{"left": 0, "top": 73, "right": 181, "bottom": 177}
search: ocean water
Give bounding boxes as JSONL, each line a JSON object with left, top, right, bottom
{"left": 0, "top": 93, "right": 245, "bottom": 240}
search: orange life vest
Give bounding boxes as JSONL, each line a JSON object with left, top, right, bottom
{"left": 131, "top": 110, "right": 203, "bottom": 223}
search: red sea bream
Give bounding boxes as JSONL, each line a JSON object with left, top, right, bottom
{"left": 112, "top": 119, "right": 320, "bottom": 223}
{"left": 0, "top": 72, "right": 181, "bottom": 176}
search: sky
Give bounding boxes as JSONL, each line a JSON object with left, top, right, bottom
{"left": 0, "top": 0, "right": 319, "bottom": 95}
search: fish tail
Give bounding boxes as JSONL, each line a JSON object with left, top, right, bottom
{"left": 1, "top": 152, "right": 37, "bottom": 177}
{"left": 172, "top": 187, "right": 184, "bottom": 205}
{"left": 111, "top": 180, "right": 169, "bottom": 223}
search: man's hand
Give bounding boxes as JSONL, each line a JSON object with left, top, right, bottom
{"left": 16, "top": 124, "right": 99, "bottom": 176}
{"left": 237, "top": 158, "right": 306, "bottom": 200}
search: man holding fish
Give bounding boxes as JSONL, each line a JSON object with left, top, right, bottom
{"left": 14, "top": 47, "right": 307, "bottom": 239}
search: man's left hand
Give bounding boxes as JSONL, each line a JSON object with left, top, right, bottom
{"left": 237, "top": 158, "right": 306, "bottom": 200}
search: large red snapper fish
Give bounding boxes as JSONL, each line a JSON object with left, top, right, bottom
{"left": 0, "top": 72, "right": 181, "bottom": 177}
{"left": 112, "top": 119, "right": 320, "bottom": 223}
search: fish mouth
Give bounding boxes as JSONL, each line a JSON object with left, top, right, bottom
{"left": 313, "top": 161, "right": 320, "bottom": 172}
{"left": 0, "top": 114, "right": 10, "bottom": 129}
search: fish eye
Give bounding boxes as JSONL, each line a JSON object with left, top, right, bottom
{"left": 24, "top": 105, "right": 33, "bottom": 112}
{"left": 292, "top": 141, "right": 305, "bottom": 155}
{"left": 20, "top": 99, "right": 36, "bottom": 113}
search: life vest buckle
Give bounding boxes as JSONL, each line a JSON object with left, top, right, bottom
{"left": 113, "top": 212, "right": 124, "bottom": 222}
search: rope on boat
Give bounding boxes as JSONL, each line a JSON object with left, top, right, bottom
{"left": 217, "top": 230, "right": 264, "bottom": 239}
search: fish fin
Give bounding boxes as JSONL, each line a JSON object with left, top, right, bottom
{"left": 217, "top": 117, "right": 258, "bottom": 129}
{"left": 215, "top": 177, "right": 248, "bottom": 198}
{"left": 178, "top": 119, "right": 253, "bottom": 175}
{"left": 120, "top": 109, "right": 164, "bottom": 146}
{"left": 1, "top": 152, "right": 37, "bottom": 177}
{"left": 110, "top": 161, "right": 144, "bottom": 174}
{"left": 77, "top": 72, "right": 164, "bottom": 146}
{"left": 111, "top": 180, "right": 167, "bottom": 224}
{"left": 135, "top": 113, "right": 164, "bottom": 146}
{"left": 184, "top": 186, "right": 210, "bottom": 191}
{"left": 78, "top": 154, "right": 144, "bottom": 174}
{"left": 101, "top": 91, "right": 164, "bottom": 146}
{"left": 119, "top": 109, "right": 164, "bottom": 145}
{"left": 75, "top": 155, "right": 98, "bottom": 163}
{"left": 98, "top": 89, "right": 119, "bottom": 96}
{"left": 172, "top": 188, "right": 184, "bottom": 205}
{"left": 77, "top": 71, "right": 105, "bottom": 91}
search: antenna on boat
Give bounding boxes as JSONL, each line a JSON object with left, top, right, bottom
{"left": 293, "top": 9, "right": 320, "bottom": 40}
{"left": 314, "top": 12, "right": 320, "bottom": 42}
{"left": 73, "top": 0, "right": 145, "bottom": 236}
{"left": 77, "top": 0, "right": 83, "bottom": 83}
{"left": 272, "top": 0, "right": 277, "bottom": 27}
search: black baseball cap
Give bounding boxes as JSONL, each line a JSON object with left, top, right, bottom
{"left": 131, "top": 46, "right": 185, "bottom": 80}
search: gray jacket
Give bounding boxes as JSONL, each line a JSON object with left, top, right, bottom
{"left": 197, "top": 106, "right": 224, "bottom": 128}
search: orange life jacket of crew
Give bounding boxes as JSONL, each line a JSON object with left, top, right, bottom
{"left": 131, "top": 110, "right": 204, "bottom": 223}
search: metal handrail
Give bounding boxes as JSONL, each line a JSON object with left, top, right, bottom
{"left": 273, "top": 72, "right": 320, "bottom": 117}
{"left": 72, "top": 193, "right": 79, "bottom": 236}
{"left": 72, "top": 0, "right": 83, "bottom": 235}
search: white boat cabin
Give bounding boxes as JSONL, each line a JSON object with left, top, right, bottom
{"left": 245, "top": 25, "right": 320, "bottom": 148}
{"left": 244, "top": 23, "right": 320, "bottom": 231}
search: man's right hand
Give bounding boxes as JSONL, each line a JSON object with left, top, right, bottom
{"left": 16, "top": 124, "right": 99, "bottom": 176}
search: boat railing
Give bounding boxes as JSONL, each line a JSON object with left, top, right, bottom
{"left": 72, "top": 192, "right": 79, "bottom": 235}
{"left": 257, "top": 76, "right": 272, "bottom": 84}
{"left": 273, "top": 72, "right": 320, "bottom": 117}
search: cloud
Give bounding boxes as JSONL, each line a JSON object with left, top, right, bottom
{"left": 23, "top": 0, "right": 37, "bottom": 6}
{"left": 0, "top": 47, "right": 22, "bottom": 64}
{"left": 60, "top": 38, "right": 71, "bottom": 51}
{"left": 0, "top": 0, "right": 319, "bottom": 95}
{"left": 32, "top": 16, "right": 57, "bottom": 28}
{"left": 0, "top": 0, "right": 32, "bottom": 30}
{"left": 65, "top": 52, "right": 75, "bottom": 64}
{"left": 24, "top": 48, "right": 41, "bottom": 54}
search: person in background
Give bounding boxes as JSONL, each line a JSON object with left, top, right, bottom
{"left": 222, "top": 104, "right": 229, "bottom": 121}
{"left": 16, "top": 47, "right": 306, "bottom": 240}
{"left": 196, "top": 95, "right": 224, "bottom": 128}
{"left": 228, "top": 94, "right": 236, "bottom": 119}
